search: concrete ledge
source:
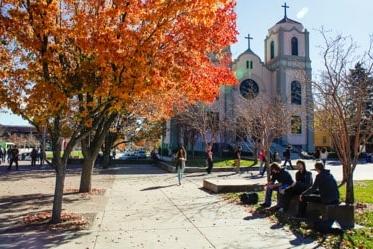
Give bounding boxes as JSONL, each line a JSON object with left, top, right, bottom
{"left": 157, "top": 161, "right": 176, "bottom": 173}
{"left": 203, "top": 179, "right": 265, "bottom": 193}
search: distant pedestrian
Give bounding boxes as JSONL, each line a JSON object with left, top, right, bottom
{"left": 258, "top": 149, "right": 266, "bottom": 176}
{"left": 206, "top": 144, "right": 213, "bottom": 174}
{"left": 176, "top": 146, "right": 187, "bottom": 185}
{"left": 320, "top": 148, "right": 328, "bottom": 166}
{"left": 314, "top": 148, "right": 321, "bottom": 161}
{"left": 234, "top": 146, "right": 242, "bottom": 174}
{"left": 0, "top": 148, "right": 3, "bottom": 165}
{"left": 39, "top": 147, "right": 44, "bottom": 166}
{"left": 7, "top": 147, "right": 12, "bottom": 163}
{"left": 1, "top": 148, "right": 4, "bottom": 162}
{"left": 8, "top": 145, "right": 19, "bottom": 170}
{"left": 282, "top": 146, "right": 294, "bottom": 170}
{"left": 31, "top": 147, "right": 38, "bottom": 167}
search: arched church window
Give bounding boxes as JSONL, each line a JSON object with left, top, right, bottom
{"left": 270, "top": 41, "right": 275, "bottom": 59}
{"left": 291, "top": 37, "right": 298, "bottom": 56}
{"left": 240, "top": 79, "right": 259, "bottom": 99}
{"left": 291, "top": 81, "right": 302, "bottom": 105}
{"left": 291, "top": 116, "right": 302, "bottom": 134}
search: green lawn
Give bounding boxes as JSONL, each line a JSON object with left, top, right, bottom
{"left": 339, "top": 180, "right": 373, "bottom": 204}
{"left": 339, "top": 181, "right": 373, "bottom": 249}
{"left": 172, "top": 158, "right": 256, "bottom": 168}
{"left": 45, "top": 151, "right": 84, "bottom": 159}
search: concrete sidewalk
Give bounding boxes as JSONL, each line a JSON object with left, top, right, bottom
{"left": 53, "top": 164, "right": 317, "bottom": 249}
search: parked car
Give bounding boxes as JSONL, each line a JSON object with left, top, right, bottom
{"left": 136, "top": 150, "right": 147, "bottom": 159}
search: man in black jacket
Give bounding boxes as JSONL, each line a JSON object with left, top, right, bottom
{"left": 261, "top": 163, "right": 294, "bottom": 208}
{"left": 298, "top": 162, "right": 339, "bottom": 217}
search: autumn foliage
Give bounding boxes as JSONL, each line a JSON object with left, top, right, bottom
{"left": 0, "top": 0, "right": 237, "bottom": 223}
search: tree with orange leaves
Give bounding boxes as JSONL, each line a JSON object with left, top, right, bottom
{"left": 0, "top": 0, "right": 237, "bottom": 223}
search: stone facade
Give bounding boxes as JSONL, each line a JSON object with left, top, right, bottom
{"left": 164, "top": 13, "right": 315, "bottom": 154}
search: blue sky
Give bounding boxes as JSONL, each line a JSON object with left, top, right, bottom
{"left": 232, "top": 0, "right": 372, "bottom": 72}
{"left": 1, "top": 0, "right": 372, "bottom": 126}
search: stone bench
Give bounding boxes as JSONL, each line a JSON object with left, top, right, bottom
{"left": 279, "top": 194, "right": 354, "bottom": 229}
{"left": 203, "top": 179, "right": 265, "bottom": 193}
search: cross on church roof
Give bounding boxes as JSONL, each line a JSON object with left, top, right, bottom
{"left": 282, "top": 2, "right": 289, "bottom": 18}
{"left": 245, "top": 34, "right": 253, "bottom": 51}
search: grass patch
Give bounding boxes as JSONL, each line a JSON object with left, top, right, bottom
{"left": 171, "top": 157, "right": 256, "bottom": 168}
{"left": 46, "top": 150, "right": 83, "bottom": 159}
{"left": 339, "top": 180, "right": 373, "bottom": 204}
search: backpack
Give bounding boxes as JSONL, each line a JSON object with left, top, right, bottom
{"left": 240, "top": 192, "right": 259, "bottom": 205}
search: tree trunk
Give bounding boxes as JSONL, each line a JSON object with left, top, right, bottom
{"left": 51, "top": 161, "right": 66, "bottom": 224}
{"left": 191, "top": 142, "right": 195, "bottom": 160}
{"left": 79, "top": 156, "right": 95, "bottom": 193}
{"left": 102, "top": 146, "right": 111, "bottom": 169}
{"left": 345, "top": 171, "right": 354, "bottom": 204}
{"left": 102, "top": 132, "right": 117, "bottom": 169}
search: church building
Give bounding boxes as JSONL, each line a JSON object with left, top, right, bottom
{"left": 163, "top": 4, "right": 314, "bottom": 154}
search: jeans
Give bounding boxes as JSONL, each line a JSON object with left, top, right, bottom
{"left": 206, "top": 159, "right": 213, "bottom": 174}
{"left": 234, "top": 159, "right": 240, "bottom": 173}
{"left": 177, "top": 160, "right": 185, "bottom": 184}
{"left": 8, "top": 159, "right": 19, "bottom": 170}
{"left": 259, "top": 161, "right": 265, "bottom": 175}
{"left": 264, "top": 186, "right": 281, "bottom": 207}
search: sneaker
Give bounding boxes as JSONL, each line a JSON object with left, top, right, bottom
{"left": 260, "top": 203, "right": 270, "bottom": 208}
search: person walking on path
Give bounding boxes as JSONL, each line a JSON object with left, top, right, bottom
{"left": 7, "top": 145, "right": 19, "bottom": 170}
{"left": 206, "top": 144, "right": 214, "bottom": 174}
{"left": 7, "top": 147, "right": 12, "bottom": 163}
{"left": 176, "top": 146, "right": 187, "bottom": 185}
{"left": 30, "top": 147, "right": 38, "bottom": 167}
{"left": 282, "top": 146, "right": 294, "bottom": 170}
{"left": 234, "top": 146, "right": 242, "bottom": 174}
{"left": 1, "top": 148, "right": 5, "bottom": 163}
{"left": 320, "top": 148, "right": 328, "bottom": 166}
{"left": 258, "top": 149, "right": 266, "bottom": 176}
{"left": 314, "top": 148, "right": 321, "bottom": 161}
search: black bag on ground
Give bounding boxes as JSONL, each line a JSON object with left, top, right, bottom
{"left": 240, "top": 192, "right": 259, "bottom": 205}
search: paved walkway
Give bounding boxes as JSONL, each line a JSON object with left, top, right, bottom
{"left": 50, "top": 164, "right": 317, "bottom": 249}
{"left": 1, "top": 160, "right": 373, "bottom": 248}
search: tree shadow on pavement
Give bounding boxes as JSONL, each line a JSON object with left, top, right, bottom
{"left": 140, "top": 184, "right": 178, "bottom": 191}
{"left": 0, "top": 227, "right": 92, "bottom": 249}
{"left": 0, "top": 193, "right": 83, "bottom": 233}
{"left": 99, "top": 164, "right": 167, "bottom": 175}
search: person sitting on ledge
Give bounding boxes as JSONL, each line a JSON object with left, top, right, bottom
{"left": 298, "top": 162, "right": 339, "bottom": 218}
{"left": 260, "top": 163, "right": 294, "bottom": 208}
{"left": 282, "top": 160, "right": 313, "bottom": 212}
